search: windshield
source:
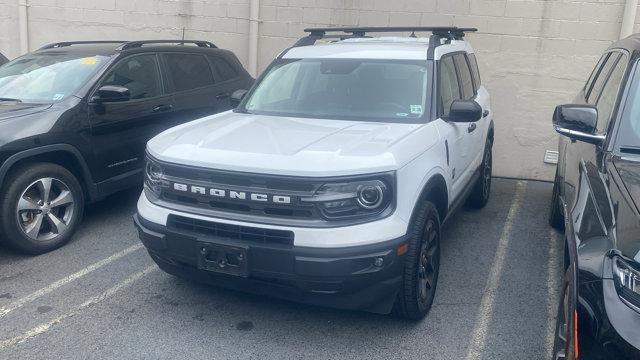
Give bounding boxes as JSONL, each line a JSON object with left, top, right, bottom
{"left": 619, "top": 61, "right": 640, "bottom": 150}
{"left": 0, "top": 53, "right": 109, "bottom": 103}
{"left": 243, "top": 59, "right": 429, "bottom": 122}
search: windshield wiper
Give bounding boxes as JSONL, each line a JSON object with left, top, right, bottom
{"left": 0, "top": 97, "right": 22, "bottom": 103}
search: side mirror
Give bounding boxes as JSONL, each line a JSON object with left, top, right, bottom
{"left": 447, "top": 100, "right": 482, "bottom": 123}
{"left": 230, "top": 89, "right": 248, "bottom": 108}
{"left": 93, "top": 85, "right": 130, "bottom": 103}
{"left": 552, "top": 104, "right": 604, "bottom": 145}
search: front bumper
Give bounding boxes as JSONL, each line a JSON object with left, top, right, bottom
{"left": 134, "top": 213, "right": 407, "bottom": 314}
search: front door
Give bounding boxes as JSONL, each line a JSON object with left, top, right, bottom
{"left": 88, "top": 53, "right": 174, "bottom": 183}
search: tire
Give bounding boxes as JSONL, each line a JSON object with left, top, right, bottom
{"left": 0, "top": 162, "right": 84, "bottom": 254}
{"left": 392, "top": 201, "right": 441, "bottom": 320}
{"left": 466, "top": 139, "right": 493, "bottom": 209}
{"left": 549, "top": 170, "right": 565, "bottom": 230}
{"left": 552, "top": 267, "right": 577, "bottom": 360}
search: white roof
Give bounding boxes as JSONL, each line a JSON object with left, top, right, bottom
{"left": 282, "top": 37, "right": 474, "bottom": 61}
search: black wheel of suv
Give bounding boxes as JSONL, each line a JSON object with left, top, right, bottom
{"left": 466, "top": 140, "right": 493, "bottom": 209}
{"left": 549, "top": 170, "right": 565, "bottom": 230}
{"left": 393, "top": 201, "right": 441, "bottom": 320}
{"left": 553, "top": 268, "right": 577, "bottom": 360}
{"left": 0, "top": 163, "right": 84, "bottom": 254}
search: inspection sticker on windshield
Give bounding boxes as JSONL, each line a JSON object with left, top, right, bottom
{"left": 80, "top": 57, "right": 98, "bottom": 65}
{"left": 410, "top": 105, "right": 423, "bottom": 114}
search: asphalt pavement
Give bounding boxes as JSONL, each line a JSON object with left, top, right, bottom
{"left": 0, "top": 178, "right": 564, "bottom": 360}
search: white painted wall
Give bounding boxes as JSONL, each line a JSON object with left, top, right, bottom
{"left": 0, "top": 0, "right": 638, "bottom": 180}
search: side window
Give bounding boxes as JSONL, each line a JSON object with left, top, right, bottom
{"left": 209, "top": 56, "right": 239, "bottom": 82}
{"left": 454, "top": 54, "right": 475, "bottom": 99}
{"left": 163, "top": 53, "right": 214, "bottom": 92}
{"left": 100, "top": 54, "right": 161, "bottom": 100}
{"left": 595, "top": 56, "right": 627, "bottom": 133}
{"left": 584, "top": 54, "right": 608, "bottom": 96}
{"left": 439, "top": 56, "right": 461, "bottom": 117}
{"left": 587, "top": 53, "right": 620, "bottom": 104}
{"left": 467, "top": 53, "right": 481, "bottom": 92}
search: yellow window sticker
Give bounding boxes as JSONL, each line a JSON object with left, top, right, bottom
{"left": 80, "top": 57, "right": 98, "bottom": 65}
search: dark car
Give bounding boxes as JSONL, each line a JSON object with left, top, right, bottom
{"left": 0, "top": 52, "right": 8, "bottom": 66}
{"left": 550, "top": 35, "right": 640, "bottom": 359}
{"left": 0, "top": 40, "right": 254, "bottom": 254}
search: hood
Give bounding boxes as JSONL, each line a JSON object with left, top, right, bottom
{"left": 147, "top": 111, "right": 433, "bottom": 177}
{"left": 615, "top": 157, "right": 640, "bottom": 212}
{"left": 0, "top": 102, "right": 53, "bottom": 121}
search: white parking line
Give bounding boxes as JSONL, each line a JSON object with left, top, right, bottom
{"left": 0, "top": 243, "right": 143, "bottom": 318}
{"left": 545, "top": 229, "right": 562, "bottom": 356}
{"left": 0, "top": 265, "right": 157, "bottom": 349}
{"left": 465, "top": 180, "right": 527, "bottom": 360}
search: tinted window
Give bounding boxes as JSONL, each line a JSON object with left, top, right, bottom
{"left": 439, "top": 56, "right": 461, "bottom": 117}
{"left": 595, "top": 57, "right": 626, "bottom": 133}
{"left": 454, "top": 54, "right": 474, "bottom": 99}
{"left": 468, "top": 53, "right": 481, "bottom": 91}
{"left": 210, "top": 56, "right": 238, "bottom": 81}
{"left": 164, "top": 54, "right": 214, "bottom": 92}
{"left": 584, "top": 54, "right": 608, "bottom": 96}
{"left": 101, "top": 54, "right": 161, "bottom": 100}
{"left": 588, "top": 53, "right": 621, "bottom": 104}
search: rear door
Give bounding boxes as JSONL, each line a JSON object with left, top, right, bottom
{"left": 461, "top": 53, "right": 490, "bottom": 169}
{"left": 161, "top": 52, "right": 229, "bottom": 126}
{"left": 88, "top": 53, "right": 174, "bottom": 182}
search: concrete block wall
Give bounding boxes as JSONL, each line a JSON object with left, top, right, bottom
{"left": 0, "top": 0, "right": 637, "bottom": 180}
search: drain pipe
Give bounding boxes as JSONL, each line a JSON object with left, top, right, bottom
{"left": 248, "top": 0, "right": 260, "bottom": 77}
{"left": 620, "top": 0, "right": 638, "bottom": 39}
{"left": 18, "top": 0, "right": 29, "bottom": 54}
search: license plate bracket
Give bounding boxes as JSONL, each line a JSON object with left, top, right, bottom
{"left": 197, "top": 242, "right": 249, "bottom": 277}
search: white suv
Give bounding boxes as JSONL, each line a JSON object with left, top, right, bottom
{"left": 134, "top": 27, "right": 494, "bottom": 319}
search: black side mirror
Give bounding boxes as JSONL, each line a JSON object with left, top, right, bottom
{"left": 230, "top": 89, "right": 248, "bottom": 108}
{"left": 93, "top": 85, "right": 131, "bottom": 103}
{"left": 447, "top": 100, "right": 482, "bottom": 122}
{"left": 552, "top": 104, "right": 604, "bottom": 145}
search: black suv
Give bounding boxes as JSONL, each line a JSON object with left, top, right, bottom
{"left": 0, "top": 40, "right": 253, "bottom": 254}
{"left": 550, "top": 35, "right": 640, "bottom": 359}
{"left": 0, "top": 52, "right": 8, "bottom": 66}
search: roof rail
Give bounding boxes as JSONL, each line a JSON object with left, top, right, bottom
{"left": 38, "top": 41, "right": 127, "bottom": 50}
{"left": 116, "top": 40, "right": 217, "bottom": 50}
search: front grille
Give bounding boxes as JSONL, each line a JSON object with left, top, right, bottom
{"left": 168, "top": 215, "right": 294, "bottom": 246}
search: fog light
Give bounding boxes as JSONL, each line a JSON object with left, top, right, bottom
{"left": 374, "top": 257, "right": 384, "bottom": 267}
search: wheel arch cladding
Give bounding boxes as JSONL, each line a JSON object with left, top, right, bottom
{"left": 0, "top": 145, "right": 94, "bottom": 199}
{"left": 420, "top": 174, "right": 448, "bottom": 222}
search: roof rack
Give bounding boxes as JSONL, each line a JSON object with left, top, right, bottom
{"left": 38, "top": 41, "right": 127, "bottom": 50}
{"left": 287, "top": 26, "right": 478, "bottom": 60}
{"left": 38, "top": 40, "right": 217, "bottom": 51}
{"left": 116, "top": 40, "right": 217, "bottom": 50}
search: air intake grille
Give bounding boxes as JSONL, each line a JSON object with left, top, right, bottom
{"left": 168, "top": 215, "right": 294, "bottom": 246}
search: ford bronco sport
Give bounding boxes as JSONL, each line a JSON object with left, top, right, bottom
{"left": 135, "top": 27, "right": 495, "bottom": 319}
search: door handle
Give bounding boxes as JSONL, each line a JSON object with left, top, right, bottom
{"left": 153, "top": 104, "right": 173, "bottom": 112}
{"left": 216, "top": 92, "right": 230, "bottom": 100}
{"left": 483, "top": 110, "right": 490, "bottom": 118}
{"left": 468, "top": 123, "right": 477, "bottom": 133}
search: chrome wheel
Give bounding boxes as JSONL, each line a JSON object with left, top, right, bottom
{"left": 417, "top": 219, "right": 439, "bottom": 303}
{"left": 16, "top": 177, "right": 75, "bottom": 241}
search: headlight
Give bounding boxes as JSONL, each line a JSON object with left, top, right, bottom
{"left": 303, "top": 178, "right": 394, "bottom": 220}
{"left": 144, "top": 157, "right": 165, "bottom": 196}
{"left": 613, "top": 256, "right": 640, "bottom": 309}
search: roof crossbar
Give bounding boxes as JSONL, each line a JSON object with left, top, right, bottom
{"left": 300, "top": 26, "right": 478, "bottom": 46}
